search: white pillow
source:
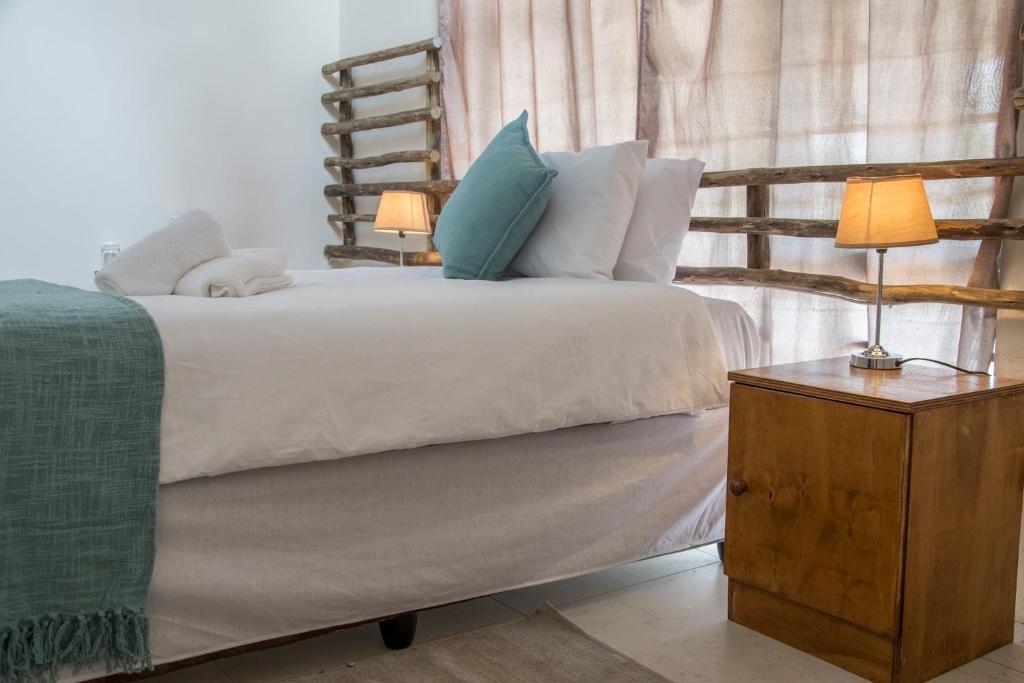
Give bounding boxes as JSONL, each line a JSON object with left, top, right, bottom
{"left": 510, "top": 140, "right": 649, "bottom": 279}
{"left": 613, "top": 157, "right": 705, "bottom": 284}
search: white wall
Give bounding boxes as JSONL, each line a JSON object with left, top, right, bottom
{"left": 0, "top": 0, "right": 339, "bottom": 289}
{"left": 336, "top": 0, "right": 439, "bottom": 251}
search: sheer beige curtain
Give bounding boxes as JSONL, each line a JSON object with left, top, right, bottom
{"left": 440, "top": 0, "right": 1020, "bottom": 367}
{"left": 439, "top": 0, "right": 639, "bottom": 178}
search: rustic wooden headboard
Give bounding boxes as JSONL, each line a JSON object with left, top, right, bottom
{"left": 676, "top": 158, "right": 1024, "bottom": 311}
{"left": 321, "top": 40, "right": 1024, "bottom": 312}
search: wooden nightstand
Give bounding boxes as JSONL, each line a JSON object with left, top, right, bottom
{"left": 723, "top": 358, "right": 1024, "bottom": 682}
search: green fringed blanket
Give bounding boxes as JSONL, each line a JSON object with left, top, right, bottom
{"left": 0, "top": 280, "right": 164, "bottom": 682}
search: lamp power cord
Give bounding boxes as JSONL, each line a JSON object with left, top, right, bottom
{"left": 895, "top": 357, "right": 990, "bottom": 376}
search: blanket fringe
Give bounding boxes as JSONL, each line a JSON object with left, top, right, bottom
{"left": 0, "top": 609, "right": 150, "bottom": 683}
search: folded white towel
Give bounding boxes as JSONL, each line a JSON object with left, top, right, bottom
{"left": 173, "top": 248, "right": 293, "bottom": 298}
{"left": 95, "top": 210, "right": 231, "bottom": 295}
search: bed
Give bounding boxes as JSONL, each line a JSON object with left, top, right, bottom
{"left": 72, "top": 267, "right": 760, "bottom": 678}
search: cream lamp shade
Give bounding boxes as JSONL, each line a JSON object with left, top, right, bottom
{"left": 834, "top": 175, "right": 938, "bottom": 249}
{"left": 373, "top": 191, "right": 432, "bottom": 235}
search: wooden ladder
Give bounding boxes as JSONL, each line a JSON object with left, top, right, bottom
{"left": 321, "top": 37, "right": 453, "bottom": 255}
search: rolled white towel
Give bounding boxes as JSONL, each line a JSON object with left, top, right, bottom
{"left": 173, "top": 248, "right": 294, "bottom": 298}
{"left": 95, "top": 210, "right": 231, "bottom": 295}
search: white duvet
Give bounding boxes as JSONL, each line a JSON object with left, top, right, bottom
{"left": 137, "top": 267, "right": 730, "bottom": 484}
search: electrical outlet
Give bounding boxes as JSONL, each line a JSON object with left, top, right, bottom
{"left": 100, "top": 242, "right": 120, "bottom": 267}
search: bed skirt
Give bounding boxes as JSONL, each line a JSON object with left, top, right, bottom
{"left": 73, "top": 407, "right": 729, "bottom": 678}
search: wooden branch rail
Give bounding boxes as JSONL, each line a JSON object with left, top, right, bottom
{"left": 334, "top": 64, "right": 357, "bottom": 244}
{"left": 322, "top": 107, "right": 441, "bottom": 135}
{"left": 317, "top": 39, "right": 1024, "bottom": 314}
{"left": 745, "top": 185, "right": 770, "bottom": 269}
{"left": 699, "top": 157, "right": 1024, "bottom": 188}
{"left": 424, "top": 46, "right": 442, "bottom": 252}
{"left": 688, "top": 217, "right": 1024, "bottom": 240}
{"left": 325, "top": 245, "right": 441, "bottom": 266}
{"left": 319, "top": 247, "right": 1024, "bottom": 311}
{"left": 322, "top": 37, "right": 442, "bottom": 74}
{"left": 325, "top": 179, "right": 458, "bottom": 197}
{"left": 382, "top": 157, "right": 1024, "bottom": 198}
{"left": 329, "top": 213, "right": 439, "bottom": 224}
{"left": 322, "top": 71, "right": 440, "bottom": 103}
{"left": 674, "top": 267, "right": 1024, "bottom": 310}
{"left": 325, "top": 149, "right": 439, "bottom": 169}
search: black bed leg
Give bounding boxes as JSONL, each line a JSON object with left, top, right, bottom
{"left": 716, "top": 541, "right": 725, "bottom": 562}
{"left": 378, "top": 612, "right": 418, "bottom": 650}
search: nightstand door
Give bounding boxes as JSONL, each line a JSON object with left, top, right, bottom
{"left": 725, "top": 385, "right": 910, "bottom": 636}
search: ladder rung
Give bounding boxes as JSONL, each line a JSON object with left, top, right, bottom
{"left": 322, "top": 107, "right": 442, "bottom": 136}
{"left": 322, "top": 71, "right": 440, "bottom": 103}
{"left": 322, "top": 37, "right": 442, "bottom": 75}
{"left": 324, "top": 149, "right": 439, "bottom": 169}
{"left": 324, "top": 180, "right": 458, "bottom": 197}
{"left": 329, "top": 213, "right": 440, "bottom": 223}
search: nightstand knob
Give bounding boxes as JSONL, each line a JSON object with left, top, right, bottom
{"left": 728, "top": 479, "right": 749, "bottom": 496}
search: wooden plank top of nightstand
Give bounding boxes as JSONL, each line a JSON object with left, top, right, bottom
{"left": 728, "top": 357, "right": 1024, "bottom": 413}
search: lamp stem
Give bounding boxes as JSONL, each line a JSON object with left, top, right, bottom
{"left": 849, "top": 247, "right": 899, "bottom": 369}
{"left": 874, "top": 248, "right": 886, "bottom": 348}
{"left": 398, "top": 230, "right": 405, "bottom": 268}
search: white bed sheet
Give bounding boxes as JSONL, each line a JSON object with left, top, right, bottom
{"left": 702, "top": 295, "right": 763, "bottom": 372}
{"left": 137, "top": 268, "right": 732, "bottom": 484}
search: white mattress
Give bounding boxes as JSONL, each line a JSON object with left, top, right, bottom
{"left": 137, "top": 268, "right": 736, "bottom": 484}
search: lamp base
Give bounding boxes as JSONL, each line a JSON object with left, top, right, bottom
{"left": 850, "top": 345, "right": 901, "bottom": 370}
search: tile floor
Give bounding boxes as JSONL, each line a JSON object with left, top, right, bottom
{"left": 149, "top": 546, "right": 1024, "bottom": 682}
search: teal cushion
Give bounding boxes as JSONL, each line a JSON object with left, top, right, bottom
{"left": 433, "top": 111, "right": 557, "bottom": 280}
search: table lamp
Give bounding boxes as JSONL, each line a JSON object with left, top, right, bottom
{"left": 835, "top": 174, "right": 938, "bottom": 370}
{"left": 373, "top": 191, "right": 432, "bottom": 267}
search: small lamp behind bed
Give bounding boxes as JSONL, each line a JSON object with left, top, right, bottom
{"left": 373, "top": 191, "right": 432, "bottom": 267}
